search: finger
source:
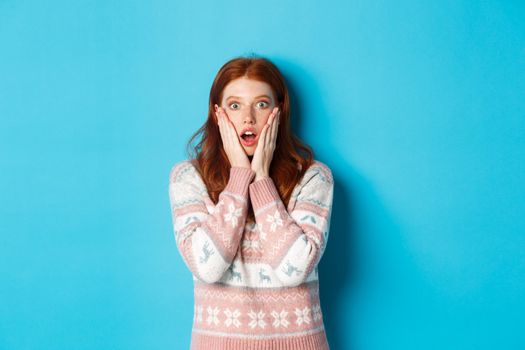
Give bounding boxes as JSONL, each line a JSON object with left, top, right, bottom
{"left": 219, "top": 107, "right": 242, "bottom": 152}
{"left": 218, "top": 108, "right": 232, "bottom": 149}
{"left": 265, "top": 109, "right": 276, "bottom": 147}
{"left": 254, "top": 123, "right": 271, "bottom": 166}
{"left": 274, "top": 110, "right": 280, "bottom": 139}
{"left": 266, "top": 107, "right": 277, "bottom": 129}
{"left": 259, "top": 122, "right": 269, "bottom": 147}
{"left": 267, "top": 109, "right": 278, "bottom": 148}
{"left": 265, "top": 114, "right": 273, "bottom": 149}
{"left": 216, "top": 110, "right": 228, "bottom": 146}
{"left": 253, "top": 124, "right": 265, "bottom": 154}
{"left": 270, "top": 110, "right": 279, "bottom": 146}
{"left": 219, "top": 107, "right": 236, "bottom": 143}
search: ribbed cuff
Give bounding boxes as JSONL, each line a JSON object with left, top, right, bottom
{"left": 249, "top": 176, "right": 281, "bottom": 210}
{"left": 191, "top": 329, "right": 329, "bottom": 350}
{"left": 224, "top": 167, "right": 256, "bottom": 197}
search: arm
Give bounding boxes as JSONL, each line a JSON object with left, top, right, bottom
{"left": 168, "top": 161, "right": 255, "bottom": 283}
{"left": 249, "top": 162, "right": 334, "bottom": 287}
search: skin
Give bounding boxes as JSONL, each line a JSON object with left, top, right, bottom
{"left": 214, "top": 76, "right": 281, "bottom": 181}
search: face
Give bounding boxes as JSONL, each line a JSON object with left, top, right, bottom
{"left": 220, "top": 76, "right": 277, "bottom": 156}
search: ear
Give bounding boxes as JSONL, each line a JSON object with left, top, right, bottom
{"left": 213, "top": 104, "right": 220, "bottom": 122}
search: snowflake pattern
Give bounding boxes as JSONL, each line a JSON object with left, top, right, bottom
{"left": 224, "top": 308, "right": 241, "bottom": 328}
{"left": 242, "top": 239, "right": 261, "bottom": 251}
{"left": 266, "top": 210, "right": 284, "bottom": 232}
{"left": 312, "top": 304, "right": 322, "bottom": 322}
{"left": 248, "top": 310, "right": 266, "bottom": 329}
{"left": 271, "top": 309, "right": 290, "bottom": 328}
{"left": 294, "top": 307, "right": 311, "bottom": 326}
{"left": 196, "top": 305, "right": 320, "bottom": 330}
{"left": 256, "top": 222, "right": 267, "bottom": 241}
{"left": 207, "top": 306, "right": 220, "bottom": 326}
{"left": 224, "top": 203, "right": 242, "bottom": 228}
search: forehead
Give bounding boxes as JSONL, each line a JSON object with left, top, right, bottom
{"left": 222, "top": 77, "right": 275, "bottom": 100}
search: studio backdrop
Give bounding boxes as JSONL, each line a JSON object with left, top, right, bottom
{"left": 1, "top": 1, "right": 524, "bottom": 349}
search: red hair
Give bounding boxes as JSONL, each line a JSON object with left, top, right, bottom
{"left": 186, "top": 55, "right": 314, "bottom": 223}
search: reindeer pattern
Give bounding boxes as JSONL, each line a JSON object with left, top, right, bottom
{"left": 259, "top": 268, "right": 271, "bottom": 284}
{"left": 227, "top": 262, "right": 242, "bottom": 282}
{"left": 281, "top": 260, "right": 303, "bottom": 277}
{"left": 199, "top": 241, "right": 215, "bottom": 264}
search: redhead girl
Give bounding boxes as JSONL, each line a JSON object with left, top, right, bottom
{"left": 169, "top": 55, "right": 334, "bottom": 349}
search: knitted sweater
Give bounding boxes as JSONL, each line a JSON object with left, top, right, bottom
{"left": 168, "top": 159, "right": 334, "bottom": 350}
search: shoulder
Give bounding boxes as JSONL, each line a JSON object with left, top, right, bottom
{"left": 303, "top": 159, "right": 334, "bottom": 185}
{"left": 169, "top": 159, "right": 199, "bottom": 184}
{"left": 292, "top": 160, "right": 334, "bottom": 208}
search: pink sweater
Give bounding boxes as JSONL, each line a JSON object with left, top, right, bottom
{"left": 168, "top": 159, "right": 334, "bottom": 350}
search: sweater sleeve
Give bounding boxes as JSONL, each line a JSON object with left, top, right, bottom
{"left": 248, "top": 162, "right": 334, "bottom": 287}
{"left": 168, "top": 161, "right": 255, "bottom": 283}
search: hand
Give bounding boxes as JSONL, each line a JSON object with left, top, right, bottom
{"left": 251, "top": 107, "right": 280, "bottom": 180}
{"left": 215, "top": 104, "right": 251, "bottom": 169}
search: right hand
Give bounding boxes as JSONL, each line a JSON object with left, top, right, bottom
{"left": 215, "top": 104, "right": 251, "bottom": 169}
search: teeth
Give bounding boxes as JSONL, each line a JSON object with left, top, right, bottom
{"left": 244, "top": 131, "right": 254, "bottom": 136}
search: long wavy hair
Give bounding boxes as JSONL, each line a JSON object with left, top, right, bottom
{"left": 186, "top": 55, "right": 314, "bottom": 223}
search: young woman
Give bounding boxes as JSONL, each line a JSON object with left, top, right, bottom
{"left": 168, "top": 55, "right": 334, "bottom": 349}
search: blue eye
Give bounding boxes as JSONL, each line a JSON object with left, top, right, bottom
{"left": 229, "top": 102, "right": 240, "bottom": 109}
{"left": 257, "top": 101, "right": 269, "bottom": 108}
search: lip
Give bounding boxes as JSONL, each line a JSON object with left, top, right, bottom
{"left": 239, "top": 127, "right": 258, "bottom": 147}
{"left": 240, "top": 127, "right": 257, "bottom": 136}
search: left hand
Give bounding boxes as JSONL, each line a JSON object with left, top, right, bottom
{"left": 251, "top": 107, "right": 280, "bottom": 181}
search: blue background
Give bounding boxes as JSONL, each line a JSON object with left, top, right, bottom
{"left": 1, "top": 1, "right": 524, "bottom": 349}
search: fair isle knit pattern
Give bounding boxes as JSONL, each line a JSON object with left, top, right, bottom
{"left": 168, "top": 159, "right": 334, "bottom": 350}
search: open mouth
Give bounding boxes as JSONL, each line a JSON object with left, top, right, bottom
{"left": 241, "top": 131, "right": 257, "bottom": 141}
{"left": 240, "top": 130, "right": 258, "bottom": 146}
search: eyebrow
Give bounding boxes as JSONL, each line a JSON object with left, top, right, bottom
{"left": 226, "top": 94, "right": 272, "bottom": 100}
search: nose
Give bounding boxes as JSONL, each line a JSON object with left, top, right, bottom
{"left": 243, "top": 108, "right": 256, "bottom": 124}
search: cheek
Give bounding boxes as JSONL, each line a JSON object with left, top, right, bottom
{"left": 222, "top": 110, "right": 240, "bottom": 123}
{"left": 258, "top": 110, "right": 272, "bottom": 124}
{"left": 227, "top": 115, "right": 244, "bottom": 133}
